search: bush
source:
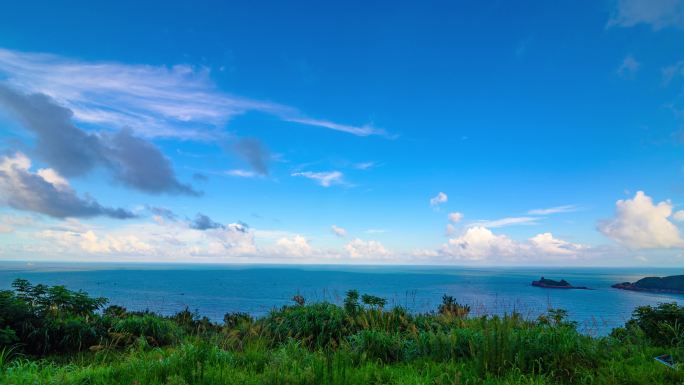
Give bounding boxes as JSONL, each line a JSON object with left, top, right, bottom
{"left": 438, "top": 295, "right": 471, "bottom": 317}
{"left": 0, "top": 279, "right": 108, "bottom": 355}
{"left": 626, "top": 303, "right": 684, "bottom": 347}
{"left": 224, "top": 312, "right": 253, "bottom": 328}
{"left": 265, "top": 302, "right": 349, "bottom": 349}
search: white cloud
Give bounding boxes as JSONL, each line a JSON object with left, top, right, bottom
{"left": 448, "top": 212, "right": 463, "bottom": 223}
{"left": 528, "top": 233, "right": 585, "bottom": 256}
{"left": 274, "top": 235, "right": 314, "bottom": 257}
{"left": 345, "top": 238, "right": 391, "bottom": 259}
{"left": 527, "top": 205, "right": 578, "bottom": 215}
{"left": 674, "top": 210, "right": 684, "bottom": 221}
{"left": 470, "top": 216, "right": 539, "bottom": 228}
{"left": 608, "top": 0, "right": 684, "bottom": 30}
{"left": 430, "top": 192, "right": 448, "bottom": 207}
{"left": 598, "top": 191, "right": 684, "bottom": 248}
{"left": 0, "top": 48, "right": 383, "bottom": 140}
{"left": 37, "top": 217, "right": 257, "bottom": 259}
{"left": 331, "top": 225, "right": 347, "bottom": 237}
{"left": 0, "top": 213, "right": 35, "bottom": 233}
{"left": 617, "top": 55, "right": 641, "bottom": 78}
{"left": 291, "top": 171, "right": 343, "bottom": 187}
{"left": 225, "top": 169, "right": 258, "bottom": 178}
{"left": 441, "top": 226, "right": 519, "bottom": 261}
{"left": 440, "top": 226, "right": 586, "bottom": 262}
{"left": 354, "top": 161, "right": 377, "bottom": 170}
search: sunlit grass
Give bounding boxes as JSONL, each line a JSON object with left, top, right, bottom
{"left": 1, "top": 281, "right": 682, "bottom": 384}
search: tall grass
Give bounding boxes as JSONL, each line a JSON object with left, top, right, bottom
{"left": 1, "top": 282, "right": 683, "bottom": 385}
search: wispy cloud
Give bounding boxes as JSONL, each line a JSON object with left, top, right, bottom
{"left": 365, "top": 228, "right": 388, "bottom": 234}
{"left": 430, "top": 192, "right": 448, "bottom": 207}
{"left": 353, "top": 161, "right": 378, "bottom": 170}
{"left": 448, "top": 212, "right": 463, "bottom": 223}
{"left": 331, "top": 225, "right": 347, "bottom": 237}
{"left": 617, "top": 55, "right": 641, "bottom": 78}
{"left": 291, "top": 171, "right": 343, "bottom": 187}
{"left": 225, "top": 169, "right": 259, "bottom": 178}
{"left": 527, "top": 205, "right": 579, "bottom": 215}
{"left": 0, "top": 48, "right": 385, "bottom": 140}
{"left": 470, "top": 216, "right": 540, "bottom": 228}
{"left": 283, "top": 117, "right": 385, "bottom": 137}
{"left": 608, "top": 0, "right": 684, "bottom": 30}
{"left": 231, "top": 138, "right": 270, "bottom": 175}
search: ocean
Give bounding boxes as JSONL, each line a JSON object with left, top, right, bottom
{"left": 1, "top": 261, "right": 683, "bottom": 336}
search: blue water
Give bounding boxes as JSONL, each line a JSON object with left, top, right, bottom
{"left": 1, "top": 262, "right": 683, "bottom": 336}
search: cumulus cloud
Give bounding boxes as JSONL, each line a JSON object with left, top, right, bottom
{"left": 291, "top": 171, "right": 343, "bottom": 187}
{"left": 0, "top": 48, "right": 384, "bottom": 139}
{"left": 442, "top": 227, "right": 519, "bottom": 261}
{"left": 448, "top": 212, "right": 463, "bottom": 223}
{"left": 470, "top": 216, "right": 539, "bottom": 228}
{"left": 345, "top": 238, "right": 391, "bottom": 259}
{"left": 38, "top": 218, "right": 257, "bottom": 259}
{"left": 528, "top": 233, "right": 586, "bottom": 256}
{"left": 608, "top": 0, "right": 684, "bottom": 30}
{"left": 527, "top": 205, "right": 579, "bottom": 215}
{"left": 275, "top": 235, "right": 314, "bottom": 257}
{"left": 430, "top": 192, "right": 448, "bottom": 207}
{"left": 0, "top": 152, "right": 135, "bottom": 219}
{"left": 331, "top": 225, "right": 347, "bottom": 237}
{"left": 0, "top": 85, "right": 198, "bottom": 195}
{"left": 598, "top": 191, "right": 684, "bottom": 248}
{"left": 441, "top": 226, "right": 586, "bottom": 262}
{"left": 231, "top": 138, "right": 270, "bottom": 175}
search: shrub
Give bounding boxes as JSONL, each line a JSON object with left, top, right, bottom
{"left": 361, "top": 294, "right": 387, "bottom": 309}
{"left": 265, "top": 302, "right": 349, "bottom": 349}
{"left": 223, "top": 312, "right": 253, "bottom": 328}
{"left": 344, "top": 290, "right": 361, "bottom": 315}
{"left": 292, "top": 294, "right": 306, "bottom": 306}
{"left": 0, "top": 279, "right": 108, "bottom": 355}
{"left": 626, "top": 303, "right": 684, "bottom": 347}
{"left": 438, "top": 295, "right": 471, "bottom": 317}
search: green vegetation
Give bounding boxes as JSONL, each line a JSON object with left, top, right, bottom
{"left": 613, "top": 275, "right": 684, "bottom": 294}
{"left": 1, "top": 280, "right": 683, "bottom": 384}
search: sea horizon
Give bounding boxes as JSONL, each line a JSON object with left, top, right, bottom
{"left": 3, "top": 261, "right": 682, "bottom": 336}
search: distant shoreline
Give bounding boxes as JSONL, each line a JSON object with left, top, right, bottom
{"left": 612, "top": 275, "right": 684, "bottom": 294}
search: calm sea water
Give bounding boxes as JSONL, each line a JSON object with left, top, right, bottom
{"left": 1, "top": 262, "right": 683, "bottom": 335}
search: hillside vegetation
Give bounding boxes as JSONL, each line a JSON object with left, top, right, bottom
{"left": 0, "top": 280, "right": 683, "bottom": 385}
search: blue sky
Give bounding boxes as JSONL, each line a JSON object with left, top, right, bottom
{"left": 1, "top": 0, "right": 684, "bottom": 265}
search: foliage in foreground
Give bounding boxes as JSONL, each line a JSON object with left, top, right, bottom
{"left": 0, "top": 280, "right": 683, "bottom": 384}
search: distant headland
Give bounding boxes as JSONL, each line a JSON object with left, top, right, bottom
{"left": 612, "top": 275, "right": 684, "bottom": 294}
{"left": 531, "top": 277, "right": 591, "bottom": 290}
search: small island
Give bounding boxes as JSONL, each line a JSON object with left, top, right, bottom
{"left": 612, "top": 275, "right": 684, "bottom": 294}
{"left": 532, "top": 277, "right": 591, "bottom": 290}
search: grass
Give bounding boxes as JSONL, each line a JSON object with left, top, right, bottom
{"left": 0, "top": 281, "right": 683, "bottom": 384}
